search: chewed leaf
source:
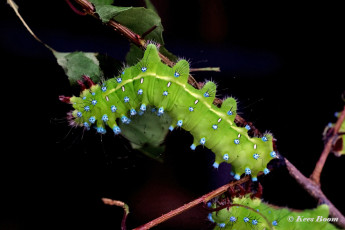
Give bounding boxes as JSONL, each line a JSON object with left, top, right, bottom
{"left": 54, "top": 51, "right": 102, "bottom": 85}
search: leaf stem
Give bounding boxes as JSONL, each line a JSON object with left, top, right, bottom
{"left": 310, "top": 106, "right": 345, "bottom": 185}
{"left": 102, "top": 198, "right": 130, "bottom": 230}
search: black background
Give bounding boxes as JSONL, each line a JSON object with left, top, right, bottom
{"left": 1, "top": 1, "right": 344, "bottom": 229}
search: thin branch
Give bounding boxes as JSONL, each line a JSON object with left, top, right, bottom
{"left": 7, "top": 0, "right": 56, "bottom": 52}
{"left": 285, "top": 158, "right": 345, "bottom": 228}
{"left": 190, "top": 67, "right": 221, "bottom": 72}
{"left": 102, "top": 198, "right": 130, "bottom": 230}
{"left": 132, "top": 175, "right": 256, "bottom": 230}
{"left": 310, "top": 106, "right": 345, "bottom": 185}
{"left": 65, "top": 0, "right": 87, "bottom": 15}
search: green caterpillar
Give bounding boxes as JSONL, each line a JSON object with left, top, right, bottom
{"left": 60, "top": 44, "right": 276, "bottom": 181}
{"left": 208, "top": 195, "right": 338, "bottom": 229}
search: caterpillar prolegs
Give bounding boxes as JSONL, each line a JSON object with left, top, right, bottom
{"left": 60, "top": 44, "right": 276, "bottom": 181}
{"left": 208, "top": 195, "right": 338, "bottom": 230}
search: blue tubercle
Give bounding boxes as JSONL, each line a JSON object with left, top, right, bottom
{"left": 204, "top": 92, "right": 210, "bottom": 97}
{"left": 121, "top": 115, "right": 129, "bottom": 124}
{"left": 252, "top": 219, "right": 258, "bottom": 225}
{"left": 89, "top": 116, "right": 96, "bottom": 124}
{"left": 270, "top": 151, "right": 277, "bottom": 158}
{"left": 83, "top": 122, "right": 90, "bottom": 130}
{"left": 219, "top": 223, "right": 226, "bottom": 228}
{"left": 272, "top": 220, "right": 278, "bottom": 226}
{"left": 163, "top": 91, "right": 168, "bottom": 96}
{"left": 200, "top": 138, "right": 206, "bottom": 145}
{"left": 158, "top": 107, "right": 164, "bottom": 115}
{"left": 229, "top": 216, "right": 236, "bottom": 222}
{"left": 264, "top": 168, "right": 270, "bottom": 175}
{"left": 101, "top": 86, "right": 107, "bottom": 92}
{"left": 227, "top": 110, "right": 233, "bottom": 115}
{"left": 91, "top": 100, "right": 97, "bottom": 105}
{"left": 190, "top": 144, "right": 196, "bottom": 150}
{"left": 97, "top": 126, "right": 106, "bottom": 134}
{"left": 262, "top": 136, "right": 268, "bottom": 142}
{"left": 138, "top": 89, "right": 143, "bottom": 95}
{"left": 223, "top": 154, "right": 229, "bottom": 161}
{"left": 140, "top": 104, "right": 146, "bottom": 111}
{"left": 189, "top": 107, "right": 194, "bottom": 112}
{"left": 77, "top": 112, "right": 82, "bottom": 117}
{"left": 113, "top": 126, "right": 121, "bottom": 135}
{"left": 116, "top": 77, "right": 122, "bottom": 83}
{"left": 111, "top": 105, "right": 117, "bottom": 113}
{"left": 245, "top": 124, "right": 251, "bottom": 130}
{"left": 243, "top": 217, "right": 249, "bottom": 223}
{"left": 124, "top": 96, "right": 130, "bottom": 103}
{"left": 141, "top": 67, "right": 147, "bottom": 72}
{"left": 245, "top": 167, "right": 251, "bottom": 175}
{"left": 234, "top": 174, "right": 240, "bottom": 180}
{"left": 212, "top": 162, "right": 219, "bottom": 169}
{"left": 234, "top": 139, "right": 240, "bottom": 144}
{"left": 130, "top": 109, "right": 137, "bottom": 116}
{"left": 208, "top": 213, "right": 214, "bottom": 223}
{"left": 91, "top": 92, "right": 96, "bottom": 96}
{"left": 102, "top": 114, "right": 108, "bottom": 122}
{"left": 169, "top": 125, "right": 174, "bottom": 131}
{"left": 84, "top": 106, "right": 90, "bottom": 112}
{"left": 252, "top": 177, "right": 258, "bottom": 182}
{"left": 212, "top": 124, "right": 218, "bottom": 130}
{"left": 174, "top": 71, "right": 180, "bottom": 77}
{"left": 176, "top": 120, "right": 183, "bottom": 127}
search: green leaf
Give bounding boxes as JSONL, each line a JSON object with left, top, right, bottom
{"left": 94, "top": 6, "right": 164, "bottom": 45}
{"left": 125, "top": 44, "right": 144, "bottom": 66}
{"left": 115, "top": 7, "right": 164, "bottom": 44}
{"left": 53, "top": 51, "right": 102, "bottom": 85}
{"left": 94, "top": 4, "right": 178, "bottom": 65}
{"left": 144, "top": 0, "right": 158, "bottom": 14}
{"left": 88, "top": 0, "right": 114, "bottom": 6}
{"left": 96, "top": 5, "right": 132, "bottom": 23}
{"left": 119, "top": 106, "right": 172, "bottom": 162}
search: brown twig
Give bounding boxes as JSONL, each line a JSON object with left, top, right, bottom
{"left": 65, "top": 0, "right": 87, "bottom": 15}
{"left": 285, "top": 158, "right": 345, "bottom": 228}
{"left": 310, "top": 106, "right": 345, "bottom": 185}
{"left": 132, "top": 176, "right": 254, "bottom": 230}
{"left": 102, "top": 198, "right": 130, "bottom": 230}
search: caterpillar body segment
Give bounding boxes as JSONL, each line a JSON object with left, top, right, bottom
{"left": 65, "top": 44, "right": 275, "bottom": 181}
